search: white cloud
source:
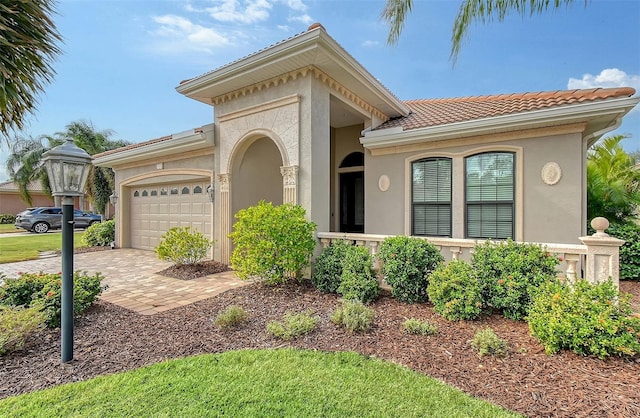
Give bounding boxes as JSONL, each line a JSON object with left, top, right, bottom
{"left": 288, "top": 14, "right": 313, "bottom": 25}
{"left": 285, "top": 0, "right": 307, "bottom": 12}
{"left": 207, "top": 0, "right": 273, "bottom": 24}
{"left": 151, "top": 15, "right": 230, "bottom": 54}
{"left": 568, "top": 68, "right": 640, "bottom": 91}
{"left": 362, "top": 40, "right": 380, "bottom": 48}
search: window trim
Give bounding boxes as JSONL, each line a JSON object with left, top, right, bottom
{"left": 411, "top": 157, "right": 452, "bottom": 237}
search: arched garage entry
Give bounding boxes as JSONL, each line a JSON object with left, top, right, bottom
{"left": 120, "top": 170, "right": 213, "bottom": 250}
{"left": 231, "top": 136, "right": 284, "bottom": 216}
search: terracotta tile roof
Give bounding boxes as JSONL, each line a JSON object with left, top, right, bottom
{"left": 0, "top": 180, "right": 47, "bottom": 193}
{"left": 92, "top": 134, "right": 172, "bottom": 158}
{"left": 376, "top": 87, "right": 637, "bottom": 131}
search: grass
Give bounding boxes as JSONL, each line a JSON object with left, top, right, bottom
{"left": 0, "top": 349, "right": 521, "bottom": 417}
{"left": 0, "top": 231, "right": 86, "bottom": 263}
{"left": 0, "top": 225, "right": 20, "bottom": 234}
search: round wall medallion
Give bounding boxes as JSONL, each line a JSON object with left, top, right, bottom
{"left": 378, "top": 174, "right": 390, "bottom": 192}
{"left": 541, "top": 162, "right": 562, "bottom": 185}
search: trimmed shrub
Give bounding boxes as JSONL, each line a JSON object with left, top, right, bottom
{"left": 230, "top": 201, "right": 317, "bottom": 285}
{"left": 155, "top": 227, "right": 212, "bottom": 266}
{"left": 471, "top": 328, "right": 509, "bottom": 357}
{"left": 607, "top": 222, "right": 640, "bottom": 281}
{"left": 403, "top": 318, "right": 438, "bottom": 336}
{"left": 331, "top": 300, "right": 375, "bottom": 333}
{"left": 267, "top": 310, "right": 319, "bottom": 340}
{"left": 337, "top": 245, "right": 379, "bottom": 304}
{"left": 82, "top": 219, "right": 115, "bottom": 247}
{"left": 214, "top": 305, "right": 249, "bottom": 329}
{"left": 0, "top": 306, "right": 46, "bottom": 355}
{"left": 0, "top": 214, "right": 16, "bottom": 224}
{"left": 1, "top": 271, "right": 106, "bottom": 328}
{"left": 427, "top": 260, "right": 482, "bottom": 321}
{"left": 528, "top": 279, "right": 640, "bottom": 358}
{"left": 311, "top": 240, "right": 351, "bottom": 293}
{"left": 378, "top": 236, "right": 443, "bottom": 303}
{"left": 472, "top": 239, "right": 559, "bottom": 320}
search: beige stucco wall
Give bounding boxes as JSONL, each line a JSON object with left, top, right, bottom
{"left": 364, "top": 131, "right": 585, "bottom": 245}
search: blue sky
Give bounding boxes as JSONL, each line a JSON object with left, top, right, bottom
{"left": 1, "top": 0, "right": 639, "bottom": 182}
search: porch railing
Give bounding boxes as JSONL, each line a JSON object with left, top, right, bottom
{"left": 317, "top": 217, "right": 624, "bottom": 289}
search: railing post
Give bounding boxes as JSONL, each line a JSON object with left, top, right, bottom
{"left": 579, "top": 217, "right": 625, "bottom": 289}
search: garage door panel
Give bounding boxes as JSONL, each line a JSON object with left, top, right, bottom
{"left": 130, "top": 182, "right": 213, "bottom": 251}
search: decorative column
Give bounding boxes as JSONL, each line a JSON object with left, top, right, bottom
{"left": 579, "top": 217, "right": 625, "bottom": 289}
{"left": 280, "top": 165, "right": 299, "bottom": 204}
{"left": 218, "top": 173, "right": 231, "bottom": 264}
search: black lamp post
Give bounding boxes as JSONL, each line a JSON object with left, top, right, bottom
{"left": 42, "top": 139, "right": 92, "bottom": 363}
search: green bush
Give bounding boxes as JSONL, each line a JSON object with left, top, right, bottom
{"left": 1, "top": 271, "right": 106, "bottom": 329}
{"left": 312, "top": 240, "right": 351, "bottom": 293}
{"left": 606, "top": 222, "right": 640, "bottom": 281}
{"left": 472, "top": 239, "right": 559, "bottom": 320}
{"left": 403, "top": 318, "right": 438, "bottom": 336}
{"left": 0, "top": 272, "right": 51, "bottom": 307}
{"left": 0, "top": 214, "right": 16, "bottom": 224}
{"left": 82, "top": 219, "right": 115, "bottom": 247}
{"left": 230, "top": 201, "right": 317, "bottom": 285}
{"left": 427, "top": 260, "right": 483, "bottom": 321}
{"left": 337, "top": 245, "right": 379, "bottom": 304}
{"left": 0, "top": 306, "right": 46, "bottom": 355}
{"left": 331, "top": 300, "right": 375, "bottom": 333}
{"left": 471, "top": 328, "right": 509, "bottom": 357}
{"left": 267, "top": 310, "right": 319, "bottom": 340}
{"left": 155, "top": 227, "right": 212, "bottom": 266}
{"left": 528, "top": 279, "right": 640, "bottom": 358}
{"left": 378, "top": 236, "right": 443, "bottom": 304}
{"left": 214, "top": 305, "right": 249, "bottom": 329}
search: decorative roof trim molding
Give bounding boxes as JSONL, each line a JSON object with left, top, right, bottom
{"left": 361, "top": 96, "right": 640, "bottom": 152}
{"left": 218, "top": 94, "right": 300, "bottom": 122}
{"left": 94, "top": 125, "right": 215, "bottom": 168}
{"left": 211, "top": 66, "right": 388, "bottom": 123}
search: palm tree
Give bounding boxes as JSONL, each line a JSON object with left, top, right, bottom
{"left": 5, "top": 135, "right": 59, "bottom": 205}
{"left": 381, "top": 0, "right": 582, "bottom": 62}
{"left": 53, "top": 121, "right": 129, "bottom": 214}
{"left": 587, "top": 135, "right": 640, "bottom": 224}
{"left": 0, "top": 0, "right": 62, "bottom": 145}
{"left": 5, "top": 121, "right": 129, "bottom": 214}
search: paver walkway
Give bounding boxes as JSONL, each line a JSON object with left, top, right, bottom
{"left": 0, "top": 249, "right": 247, "bottom": 315}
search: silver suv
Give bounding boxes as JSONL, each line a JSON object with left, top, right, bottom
{"left": 15, "top": 207, "right": 102, "bottom": 233}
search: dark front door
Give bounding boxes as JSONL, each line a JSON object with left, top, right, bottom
{"left": 340, "top": 171, "right": 364, "bottom": 233}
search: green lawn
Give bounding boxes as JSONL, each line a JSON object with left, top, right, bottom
{"left": 0, "top": 349, "right": 520, "bottom": 418}
{"left": 0, "top": 224, "right": 20, "bottom": 234}
{"left": 0, "top": 231, "right": 85, "bottom": 263}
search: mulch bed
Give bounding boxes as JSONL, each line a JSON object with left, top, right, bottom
{"left": 157, "top": 260, "right": 230, "bottom": 280}
{"left": 1, "top": 280, "right": 639, "bottom": 417}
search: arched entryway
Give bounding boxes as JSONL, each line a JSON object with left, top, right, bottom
{"left": 338, "top": 152, "right": 364, "bottom": 233}
{"left": 231, "top": 136, "right": 284, "bottom": 216}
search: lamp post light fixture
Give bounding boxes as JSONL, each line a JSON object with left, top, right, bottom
{"left": 42, "top": 138, "right": 92, "bottom": 363}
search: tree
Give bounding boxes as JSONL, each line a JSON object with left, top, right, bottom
{"left": 5, "top": 135, "right": 59, "bottom": 205}
{"left": 0, "top": 0, "right": 62, "bottom": 145}
{"left": 587, "top": 135, "right": 640, "bottom": 224}
{"left": 5, "top": 121, "right": 129, "bottom": 214}
{"left": 381, "top": 0, "right": 582, "bottom": 62}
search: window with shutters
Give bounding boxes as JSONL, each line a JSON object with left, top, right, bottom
{"left": 411, "top": 157, "right": 452, "bottom": 237}
{"left": 465, "top": 152, "right": 514, "bottom": 239}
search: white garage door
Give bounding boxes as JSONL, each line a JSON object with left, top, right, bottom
{"left": 129, "top": 182, "right": 212, "bottom": 251}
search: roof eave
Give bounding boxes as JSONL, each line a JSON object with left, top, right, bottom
{"left": 94, "top": 126, "right": 215, "bottom": 168}
{"left": 176, "top": 27, "right": 410, "bottom": 118}
{"left": 360, "top": 96, "right": 640, "bottom": 150}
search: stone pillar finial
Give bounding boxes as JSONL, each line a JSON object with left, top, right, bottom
{"left": 591, "top": 217, "right": 610, "bottom": 237}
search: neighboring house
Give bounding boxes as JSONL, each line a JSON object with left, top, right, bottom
{"left": 94, "top": 23, "right": 639, "bottom": 265}
{"left": 0, "top": 180, "right": 54, "bottom": 215}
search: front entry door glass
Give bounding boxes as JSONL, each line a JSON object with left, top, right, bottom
{"left": 340, "top": 171, "right": 364, "bottom": 233}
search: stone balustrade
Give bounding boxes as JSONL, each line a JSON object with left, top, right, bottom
{"left": 317, "top": 217, "right": 624, "bottom": 289}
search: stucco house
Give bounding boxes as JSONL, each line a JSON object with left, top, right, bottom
{"left": 94, "top": 23, "right": 639, "bottom": 266}
{"left": 0, "top": 181, "right": 55, "bottom": 215}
